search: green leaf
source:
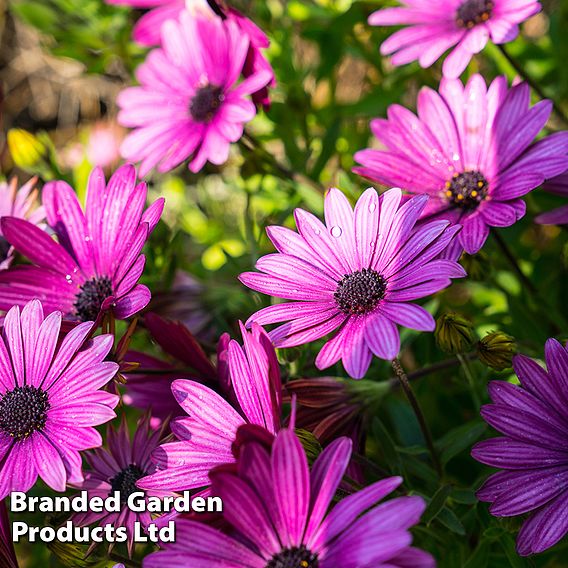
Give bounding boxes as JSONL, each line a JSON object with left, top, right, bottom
{"left": 423, "top": 484, "right": 453, "bottom": 524}
{"left": 436, "top": 507, "right": 466, "bottom": 536}
{"left": 436, "top": 421, "right": 487, "bottom": 465}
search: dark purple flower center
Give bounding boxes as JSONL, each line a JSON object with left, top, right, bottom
{"left": 266, "top": 546, "right": 319, "bottom": 568}
{"left": 445, "top": 170, "right": 489, "bottom": 210}
{"left": 0, "top": 386, "right": 50, "bottom": 440}
{"left": 109, "top": 464, "right": 146, "bottom": 503}
{"left": 0, "top": 236, "right": 11, "bottom": 263}
{"left": 74, "top": 276, "right": 113, "bottom": 322}
{"left": 190, "top": 85, "right": 224, "bottom": 123}
{"left": 456, "top": 0, "right": 494, "bottom": 28}
{"left": 334, "top": 268, "right": 387, "bottom": 315}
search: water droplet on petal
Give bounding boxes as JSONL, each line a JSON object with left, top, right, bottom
{"left": 368, "top": 202, "right": 377, "bottom": 213}
{"left": 330, "top": 226, "right": 342, "bottom": 238}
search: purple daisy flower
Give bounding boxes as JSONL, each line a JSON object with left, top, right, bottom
{"left": 535, "top": 171, "right": 568, "bottom": 225}
{"left": 71, "top": 414, "right": 169, "bottom": 557}
{"left": 239, "top": 186, "right": 465, "bottom": 379}
{"left": 0, "top": 300, "right": 119, "bottom": 500}
{"left": 472, "top": 338, "right": 568, "bottom": 555}
{"left": 369, "top": 0, "right": 541, "bottom": 78}
{"left": 0, "top": 176, "right": 44, "bottom": 271}
{"left": 138, "top": 322, "right": 281, "bottom": 493}
{"left": 354, "top": 75, "right": 568, "bottom": 254}
{"left": 117, "top": 11, "right": 272, "bottom": 175}
{"left": 143, "top": 428, "right": 435, "bottom": 568}
{"left": 0, "top": 164, "right": 164, "bottom": 323}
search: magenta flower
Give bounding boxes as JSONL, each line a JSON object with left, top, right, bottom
{"left": 107, "top": 0, "right": 275, "bottom": 106}
{"left": 354, "top": 75, "right": 568, "bottom": 254}
{"left": 72, "top": 414, "right": 168, "bottom": 557}
{"left": 138, "top": 322, "right": 281, "bottom": 493}
{"left": 117, "top": 11, "right": 272, "bottom": 175}
{"left": 240, "top": 187, "right": 464, "bottom": 379}
{"left": 535, "top": 171, "right": 568, "bottom": 225}
{"left": 0, "top": 300, "right": 119, "bottom": 500}
{"left": 143, "top": 428, "right": 434, "bottom": 568}
{"left": 0, "top": 165, "right": 164, "bottom": 323}
{"left": 369, "top": 0, "right": 541, "bottom": 78}
{"left": 472, "top": 338, "right": 568, "bottom": 555}
{"left": 0, "top": 177, "right": 44, "bottom": 270}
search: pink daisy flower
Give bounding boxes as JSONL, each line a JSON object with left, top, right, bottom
{"left": 240, "top": 187, "right": 465, "bottom": 379}
{"left": 535, "top": 171, "right": 568, "bottom": 225}
{"left": 106, "top": 0, "right": 275, "bottom": 106}
{"left": 369, "top": 0, "right": 542, "bottom": 78}
{"left": 0, "top": 177, "right": 44, "bottom": 271}
{"left": 117, "top": 11, "right": 272, "bottom": 174}
{"left": 138, "top": 322, "right": 281, "bottom": 493}
{"left": 71, "top": 414, "right": 169, "bottom": 557}
{"left": 0, "top": 300, "right": 119, "bottom": 500}
{"left": 354, "top": 75, "right": 568, "bottom": 255}
{"left": 143, "top": 429, "right": 435, "bottom": 568}
{"left": 0, "top": 165, "right": 164, "bottom": 323}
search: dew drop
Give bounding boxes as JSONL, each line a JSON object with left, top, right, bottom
{"left": 330, "top": 226, "right": 342, "bottom": 238}
{"left": 368, "top": 202, "right": 377, "bottom": 213}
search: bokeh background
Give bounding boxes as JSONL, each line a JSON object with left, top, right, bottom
{"left": 1, "top": 0, "right": 568, "bottom": 566}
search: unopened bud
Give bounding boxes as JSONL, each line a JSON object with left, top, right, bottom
{"left": 477, "top": 331, "right": 516, "bottom": 371}
{"left": 435, "top": 312, "right": 475, "bottom": 354}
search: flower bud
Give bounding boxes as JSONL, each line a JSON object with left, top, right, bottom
{"left": 7, "top": 129, "right": 47, "bottom": 171}
{"left": 477, "top": 331, "right": 516, "bottom": 371}
{"left": 435, "top": 312, "right": 475, "bottom": 354}
{"left": 295, "top": 428, "right": 322, "bottom": 465}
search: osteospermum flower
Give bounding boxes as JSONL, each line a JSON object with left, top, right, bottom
{"left": 354, "top": 75, "right": 568, "bottom": 254}
{"left": 0, "top": 300, "right": 119, "bottom": 500}
{"left": 143, "top": 428, "right": 434, "bottom": 568}
{"left": 535, "top": 171, "right": 568, "bottom": 225}
{"left": 472, "top": 338, "right": 568, "bottom": 555}
{"left": 240, "top": 186, "right": 464, "bottom": 379}
{"left": 0, "top": 177, "right": 44, "bottom": 270}
{"left": 107, "top": 0, "right": 274, "bottom": 106}
{"left": 117, "top": 11, "right": 272, "bottom": 175}
{"left": 72, "top": 415, "right": 168, "bottom": 557}
{"left": 138, "top": 322, "right": 281, "bottom": 492}
{"left": 369, "top": 0, "right": 541, "bottom": 78}
{"left": 0, "top": 165, "right": 164, "bottom": 323}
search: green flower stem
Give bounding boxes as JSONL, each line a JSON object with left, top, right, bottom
{"left": 497, "top": 44, "right": 568, "bottom": 126}
{"left": 388, "top": 353, "right": 477, "bottom": 388}
{"left": 392, "top": 358, "right": 443, "bottom": 478}
{"left": 457, "top": 353, "right": 481, "bottom": 410}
